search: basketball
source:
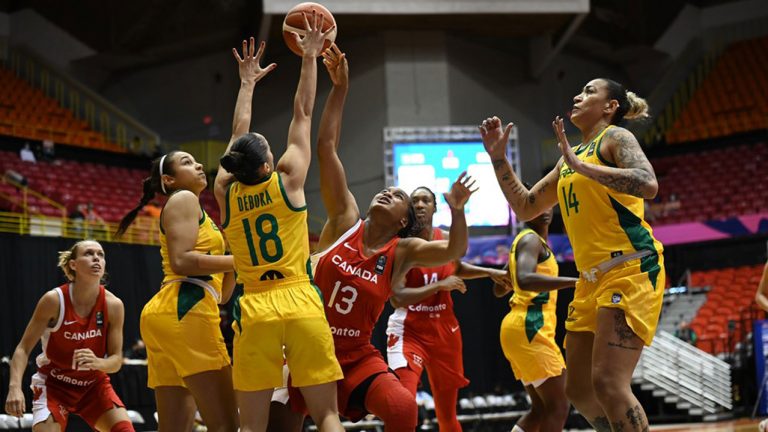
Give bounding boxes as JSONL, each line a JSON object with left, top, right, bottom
{"left": 282, "top": 2, "right": 337, "bottom": 56}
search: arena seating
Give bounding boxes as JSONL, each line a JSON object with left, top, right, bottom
{"left": 0, "top": 149, "right": 220, "bottom": 224}
{"left": 650, "top": 141, "right": 768, "bottom": 225}
{"left": 688, "top": 264, "right": 765, "bottom": 354}
{"left": 666, "top": 36, "right": 768, "bottom": 144}
{"left": 0, "top": 67, "right": 126, "bottom": 153}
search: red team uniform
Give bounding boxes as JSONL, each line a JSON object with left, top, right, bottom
{"left": 290, "top": 219, "right": 408, "bottom": 423}
{"left": 31, "top": 283, "right": 125, "bottom": 429}
{"left": 385, "top": 229, "right": 470, "bottom": 395}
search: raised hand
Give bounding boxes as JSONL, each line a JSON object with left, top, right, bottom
{"left": 232, "top": 37, "right": 277, "bottom": 84}
{"left": 439, "top": 276, "right": 467, "bottom": 294}
{"left": 322, "top": 43, "right": 348, "bottom": 87}
{"left": 443, "top": 171, "right": 478, "bottom": 211}
{"left": 290, "top": 10, "right": 337, "bottom": 58}
{"left": 479, "top": 116, "right": 514, "bottom": 159}
{"left": 552, "top": 116, "right": 581, "bottom": 171}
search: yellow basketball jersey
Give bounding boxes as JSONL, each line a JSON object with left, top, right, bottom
{"left": 150, "top": 204, "right": 226, "bottom": 319}
{"left": 222, "top": 172, "right": 310, "bottom": 287}
{"left": 557, "top": 126, "right": 663, "bottom": 277}
{"left": 507, "top": 228, "right": 559, "bottom": 343}
{"left": 508, "top": 228, "right": 559, "bottom": 308}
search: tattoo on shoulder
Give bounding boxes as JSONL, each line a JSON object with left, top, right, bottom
{"left": 592, "top": 129, "right": 655, "bottom": 198}
{"left": 612, "top": 420, "right": 626, "bottom": 432}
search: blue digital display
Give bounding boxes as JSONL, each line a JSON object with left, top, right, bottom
{"left": 393, "top": 141, "right": 514, "bottom": 227}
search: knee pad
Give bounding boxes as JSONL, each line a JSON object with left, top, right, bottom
{"left": 110, "top": 420, "right": 135, "bottom": 432}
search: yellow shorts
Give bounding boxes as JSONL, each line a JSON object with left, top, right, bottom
{"left": 566, "top": 252, "right": 665, "bottom": 346}
{"left": 232, "top": 279, "right": 342, "bottom": 391}
{"left": 500, "top": 306, "right": 564, "bottom": 385}
{"left": 141, "top": 301, "right": 231, "bottom": 389}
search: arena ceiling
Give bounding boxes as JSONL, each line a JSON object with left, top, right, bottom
{"left": 0, "top": 0, "right": 744, "bottom": 73}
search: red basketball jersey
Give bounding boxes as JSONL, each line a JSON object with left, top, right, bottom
{"left": 315, "top": 220, "right": 399, "bottom": 360}
{"left": 37, "top": 283, "right": 109, "bottom": 386}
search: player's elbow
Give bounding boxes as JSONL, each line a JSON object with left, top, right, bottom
{"left": 643, "top": 179, "right": 659, "bottom": 200}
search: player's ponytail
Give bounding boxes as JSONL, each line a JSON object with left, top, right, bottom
{"left": 115, "top": 152, "right": 176, "bottom": 238}
{"left": 601, "top": 78, "right": 650, "bottom": 125}
{"left": 220, "top": 133, "right": 270, "bottom": 185}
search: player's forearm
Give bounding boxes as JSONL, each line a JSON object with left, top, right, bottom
{"left": 456, "top": 262, "right": 503, "bottom": 280}
{"left": 98, "top": 354, "right": 123, "bottom": 374}
{"left": 490, "top": 156, "right": 537, "bottom": 221}
{"left": 293, "top": 54, "right": 318, "bottom": 119}
{"left": 8, "top": 346, "right": 30, "bottom": 389}
{"left": 231, "top": 79, "right": 257, "bottom": 141}
{"left": 517, "top": 273, "right": 577, "bottom": 292}
{"left": 577, "top": 162, "right": 657, "bottom": 199}
{"left": 445, "top": 208, "right": 468, "bottom": 261}
{"left": 170, "top": 253, "right": 234, "bottom": 276}
{"left": 391, "top": 284, "right": 443, "bottom": 309}
{"left": 317, "top": 85, "right": 348, "bottom": 153}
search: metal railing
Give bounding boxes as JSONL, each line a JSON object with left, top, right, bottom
{"left": 634, "top": 331, "right": 732, "bottom": 414}
{"left": 0, "top": 211, "right": 160, "bottom": 246}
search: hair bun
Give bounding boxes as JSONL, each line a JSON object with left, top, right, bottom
{"left": 624, "top": 91, "right": 650, "bottom": 120}
{"left": 220, "top": 151, "right": 245, "bottom": 172}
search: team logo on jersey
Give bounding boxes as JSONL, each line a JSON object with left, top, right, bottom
{"left": 96, "top": 311, "right": 104, "bottom": 328}
{"left": 566, "top": 305, "right": 576, "bottom": 322}
{"left": 32, "top": 386, "right": 43, "bottom": 401}
{"left": 611, "top": 293, "right": 622, "bottom": 304}
{"left": 412, "top": 353, "right": 424, "bottom": 366}
{"left": 387, "top": 334, "right": 399, "bottom": 348}
{"left": 375, "top": 256, "right": 387, "bottom": 275}
{"left": 610, "top": 251, "right": 623, "bottom": 258}
{"left": 260, "top": 270, "right": 285, "bottom": 281}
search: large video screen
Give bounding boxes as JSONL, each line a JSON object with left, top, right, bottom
{"left": 392, "top": 141, "right": 514, "bottom": 227}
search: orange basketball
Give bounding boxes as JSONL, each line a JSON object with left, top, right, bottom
{"left": 282, "top": 2, "right": 337, "bottom": 57}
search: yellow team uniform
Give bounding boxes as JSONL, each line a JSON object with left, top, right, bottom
{"left": 558, "top": 125, "right": 665, "bottom": 346}
{"left": 141, "top": 205, "right": 231, "bottom": 388}
{"left": 222, "top": 172, "right": 342, "bottom": 391}
{"left": 500, "top": 229, "right": 565, "bottom": 386}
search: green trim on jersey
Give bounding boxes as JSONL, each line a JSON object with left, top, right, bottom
{"left": 177, "top": 281, "right": 205, "bottom": 321}
{"left": 232, "top": 291, "right": 243, "bottom": 333}
{"left": 306, "top": 257, "right": 323, "bottom": 302}
{"left": 278, "top": 173, "right": 307, "bottom": 212}
{"left": 221, "top": 182, "right": 234, "bottom": 229}
{"left": 609, "top": 196, "right": 660, "bottom": 287}
{"left": 525, "top": 292, "right": 549, "bottom": 342}
{"left": 595, "top": 128, "right": 618, "bottom": 168}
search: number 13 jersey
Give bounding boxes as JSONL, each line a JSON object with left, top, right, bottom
{"left": 557, "top": 125, "right": 663, "bottom": 273}
{"left": 222, "top": 172, "right": 311, "bottom": 287}
{"left": 314, "top": 220, "right": 399, "bottom": 357}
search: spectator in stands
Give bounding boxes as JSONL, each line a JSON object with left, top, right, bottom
{"left": 69, "top": 203, "right": 87, "bottom": 237}
{"left": 124, "top": 338, "right": 147, "bottom": 360}
{"left": 674, "top": 319, "right": 697, "bottom": 346}
{"left": 142, "top": 200, "right": 162, "bottom": 219}
{"left": 41, "top": 139, "right": 56, "bottom": 163}
{"left": 481, "top": 78, "right": 663, "bottom": 431}
{"left": 85, "top": 202, "right": 108, "bottom": 239}
{"left": 19, "top": 142, "right": 36, "bottom": 163}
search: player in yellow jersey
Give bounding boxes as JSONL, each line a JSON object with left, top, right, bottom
{"left": 116, "top": 148, "right": 238, "bottom": 432}
{"left": 213, "top": 12, "right": 344, "bottom": 432}
{"left": 481, "top": 77, "right": 663, "bottom": 432}
{"left": 494, "top": 202, "right": 576, "bottom": 432}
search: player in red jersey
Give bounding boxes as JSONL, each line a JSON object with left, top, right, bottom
{"left": 4, "top": 240, "right": 133, "bottom": 432}
{"left": 289, "top": 45, "right": 475, "bottom": 432}
{"left": 385, "top": 186, "right": 509, "bottom": 432}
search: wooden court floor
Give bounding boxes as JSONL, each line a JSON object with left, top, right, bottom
{"left": 648, "top": 418, "right": 762, "bottom": 432}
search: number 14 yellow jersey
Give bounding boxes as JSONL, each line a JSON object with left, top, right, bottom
{"left": 557, "top": 126, "right": 663, "bottom": 277}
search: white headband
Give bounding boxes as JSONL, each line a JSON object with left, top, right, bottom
{"left": 158, "top": 154, "right": 167, "bottom": 194}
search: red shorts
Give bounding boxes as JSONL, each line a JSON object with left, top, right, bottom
{"left": 386, "top": 319, "right": 469, "bottom": 390}
{"left": 289, "top": 344, "right": 393, "bottom": 421}
{"left": 31, "top": 372, "right": 125, "bottom": 429}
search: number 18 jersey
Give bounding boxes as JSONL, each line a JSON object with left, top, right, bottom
{"left": 314, "top": 220, "right": 399, "bottom": 357}
{"left": 222, "top": 172, "right": 310, "bottom": 287}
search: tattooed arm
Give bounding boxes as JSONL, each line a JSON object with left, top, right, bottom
{"left": 553, "top": 118, "right": 658, "bottom": 199}
{"left": 480, "top": 116, "right": 560, "bottom": 221}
